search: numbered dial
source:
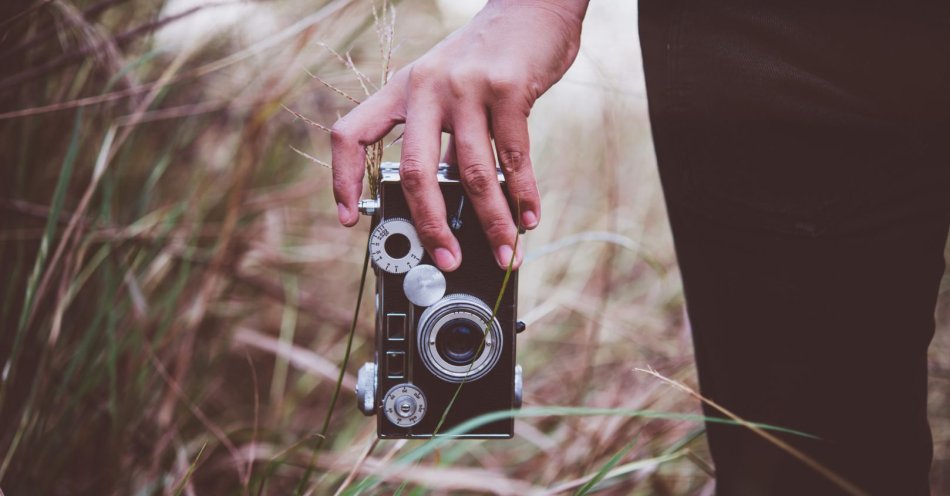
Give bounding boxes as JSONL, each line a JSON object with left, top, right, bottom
{"left": 369, "top": 218, "right": 424, "bottom": 274}
{"left": 383, "top": 383, "right": 427, "bottom": 427}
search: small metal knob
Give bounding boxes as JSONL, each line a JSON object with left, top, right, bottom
{"left": 356, "top": 362, "right": 377, "bottom": 416}
{"left": 383, "top": 384, "right": 427, "bottom": 427}
{"left": 394, "top": 395, "right": 417, "bottom": 418}
{"left": 513, "top": 364, "right": 524, "bottom": 408}
{"left": 358, "top": 198, "right": 380, "bottom": 216}
{"left": 515, "top": 320, "right": 526, "bottom": 334}
{"left": 403, "top": 264, "right": 446, "bottom": 307}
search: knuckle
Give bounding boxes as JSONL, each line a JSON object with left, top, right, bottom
{"left": 510, "top": 183, "right": 540, "bottom": 203}
{"left": 461, "top": 166, "right": 498, "bottom": 197}
{"left": 484, "top": 216, "right": 514, "bottom": 241}
{"left": 399, "top": 162, "right": 428, "bottom": 192}
{"left": 487, "top": 73, "right": 520, "bottom": 97}
{"left": 414, "top": 218, "right": 445, "bottom": 242}
{"left": 330, "top": 120, "right": 352, "bottom": 147}
{"left": 447, "top": 66, "right": 477, "bottom": 97}
{"left": 408, "top": 61, "right": 437, "bottom": 88}
{"left": 497, "top": 149, "right": 526, "bottom": 176}
{"left": 491, "top": 96, "right": 532, "bottom": 118}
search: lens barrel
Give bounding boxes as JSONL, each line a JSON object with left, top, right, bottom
{"left": 416, "top": 294, "right": 503, "bottom": 382}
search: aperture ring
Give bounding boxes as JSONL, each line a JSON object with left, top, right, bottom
{"left": 416, "top": 294, "right": 503, "bottom": 383}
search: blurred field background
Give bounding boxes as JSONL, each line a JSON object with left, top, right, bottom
{"left": 1, "top": 0, "right": 948, "bottom": 494}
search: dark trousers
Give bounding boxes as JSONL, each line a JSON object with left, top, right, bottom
{"left": 639, "top": 1, "right": 950, "bottom": 494}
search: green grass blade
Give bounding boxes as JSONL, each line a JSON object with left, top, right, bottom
{"left": 572, "top": 452, "right": 685, "bottom": 493}
{"left": 8, "top": 109, "right": 83, "bottom": 366}
{"left": 172, "top": 442, "right": 207, "bottom": 496}
{"left": 270, "top": 275, "right": 299, "bottom": 421}
{"left": 342, "top": 406, "right": 815, "bottom": 496}
{"left": 661, "top": 427, "right": 705, "bottom": 455}
{"left": 574, "top": 436, "right": 638, "bottom": 496}
{"left": 292, "top": 243, "right": 371, "bottom": 495}
{"left": 432, "top": 228, "right": 519, "bottom": 436}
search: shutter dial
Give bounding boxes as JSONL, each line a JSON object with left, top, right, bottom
{"left": 369, "top": 218, "right": 424, "bottom": 274}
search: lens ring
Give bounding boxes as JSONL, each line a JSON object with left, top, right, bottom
{"left": 416, "top": 294, "right": 503, "bottom": 383}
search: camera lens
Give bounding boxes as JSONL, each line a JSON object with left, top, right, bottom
{"left": 384, "top": 233, "right": 411, "bottom": 259}
{"left": 416, "top": 294, "right": 504, "bottom": 383}
{"left": 435, "top": 319, "right": 484, "bottom": 365}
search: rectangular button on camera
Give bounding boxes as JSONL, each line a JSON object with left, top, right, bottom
{"left": 386, "top": 351, "right": 406, "bottom": 378}
{"left": 386, "top": 313, "right": 407, "bottom": 341}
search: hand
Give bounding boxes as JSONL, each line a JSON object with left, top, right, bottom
{"left": 331, "top": 0, "right": 587, "bottom": 271}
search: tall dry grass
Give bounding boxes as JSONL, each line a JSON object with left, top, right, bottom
{"left": 1, "top": 0, "right": 948, "bottom": 494}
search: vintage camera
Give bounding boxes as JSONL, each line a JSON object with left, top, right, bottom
{"left": 355, "top": 162, "right": 524, "bottom": 439}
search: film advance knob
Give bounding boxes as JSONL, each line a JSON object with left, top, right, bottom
{"left": 403, "top": 264, "right": 446, "bottom": 307}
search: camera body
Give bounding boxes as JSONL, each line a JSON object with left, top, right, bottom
{"left": 355, "top": 162, "right": 522, "bottom": 439}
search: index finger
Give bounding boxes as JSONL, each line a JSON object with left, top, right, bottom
{"left": 330, "top": 85, "right": 404, "bottom": 226}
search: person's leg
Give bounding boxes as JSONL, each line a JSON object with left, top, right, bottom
{"left": 639, "top": 0, "right": 950, "bottom": 493}
{"left": 665, "top": 201, "right": 946, "bottom": 495}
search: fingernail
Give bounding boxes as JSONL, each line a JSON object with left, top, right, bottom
{"left": 522, "top": 210, "right": 538, "bottom": 229}
{"left": 496, "top": 245, "right": 514, "bottom": 267}
{"left": 337, "top": 203, "right": 350, "bottom": 225}
{"left": 433, "top": 248, "right": 457, "bottom": 270}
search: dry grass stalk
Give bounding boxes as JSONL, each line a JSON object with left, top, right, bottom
{"left": 6, "top": 0, "right": 945, "bottom": 494}
{"left": 234, "top": 327, "right": 357, "bottom": 390}
{"left": 305, "top": 69, "right": 362, "bottom": 105}
{"left": 362, "top": 0, "right": 396, "bottom": 198}
{"left": 315, "top": 41, "right": 377, "bottom": 95}
{"left": 330, "top": 437, "right": 379, "bottom": 496}
{"left": 146, "top": 345, "right": 246, "bottom": 483}
{"left": 636, "top": 367, "right": 869, "bottom": 496}
{"left": 289, "top": 0, "right": 395, "bottom": 198}
{"left": 31, "top": 43, "right": 195, "bottom": 348}
{"left": 289, "top": 145, "right": 331, "bottom": 169}
{"left": 0, "top": 0, "right": 357, "bottom": 120}
{"left": 282, "top": 105, "right": 332, "bottom": 133}
{"left": 52, "top": 0, "right": 135, "bottom": 95}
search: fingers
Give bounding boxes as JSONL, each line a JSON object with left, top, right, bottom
{"left": 331, "top": 59, "right": 535, "bottom": 275}
{"left": 400, "top": 94, "right": 461, "bottom": 272}
{"left": 453, "top": 104, "right": 522, "bottom": 269}
{"left": 330, "top": 85, "right": 403, "bottom": 226}
{"left": 490, "top": 103, "right": 540, "bottom": 230}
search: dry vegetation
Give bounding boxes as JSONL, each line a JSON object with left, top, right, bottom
{"left": 1, "top": 0, "right": 948, "bottom": 494}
